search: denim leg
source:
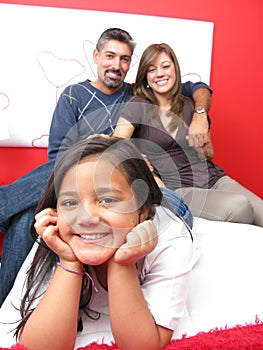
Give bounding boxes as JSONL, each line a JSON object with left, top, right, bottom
{"left": 0, "top": 160, "right": 55, "bottom": 231}
{"left": 0, "top": 206, "right": 35, "bottom": 307}
{"left": 160, "top": 187, "right": 193, "bottom": 228}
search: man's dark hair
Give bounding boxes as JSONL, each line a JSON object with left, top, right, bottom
{"left": 96, "top": 28, "right": 136, "bottom": 54}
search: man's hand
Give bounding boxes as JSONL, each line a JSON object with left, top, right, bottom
{"left": 189, "top": 86, "right": 212, "bottom": 147}
{"left": 187, "top": 113, "right": 209, "bottom": 148}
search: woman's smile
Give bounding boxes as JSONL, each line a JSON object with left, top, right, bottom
{"left": 155, "top": 79, "right": 169, "bottom": 86}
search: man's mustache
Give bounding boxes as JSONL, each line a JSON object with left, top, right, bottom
{"left": 105, "top": 69, "right": 122, "bottom": 77}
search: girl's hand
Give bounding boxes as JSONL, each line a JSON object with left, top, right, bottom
{"left": 112, "top": 220, "right": 158, "bottom": 265}
{"left": 34, "top": 208, "right": 78, "bottom": 262}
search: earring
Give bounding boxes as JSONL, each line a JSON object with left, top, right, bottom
{"left": 146, "top": 84, "right": 150, "bottom": 89}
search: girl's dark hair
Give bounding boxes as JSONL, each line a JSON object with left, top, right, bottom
{"left": 15, "top": 136, "right": 163, "bottom": 337}
{"left": 133, "top": 43, "right": 185, "bottom": 132}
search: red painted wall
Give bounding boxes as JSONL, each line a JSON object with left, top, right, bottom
{"left": 0, "top": 0, "right": 262, "bottom": 198}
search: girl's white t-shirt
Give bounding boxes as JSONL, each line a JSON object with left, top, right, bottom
{"left": 0, "top": 206, "right": 199, "bottom": 348}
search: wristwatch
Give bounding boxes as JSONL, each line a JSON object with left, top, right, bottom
{"left": 194, "top": 107, "right": 207, "bottom": 114}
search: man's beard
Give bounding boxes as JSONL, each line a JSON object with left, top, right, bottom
{"left": 103, "top": 70, "right": 123, "bottom": 89}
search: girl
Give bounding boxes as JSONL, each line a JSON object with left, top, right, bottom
{"left": 0, "top": 136, "right": 197, "bottom": 350}
{"left": 113, "top": 43, "right": 263, "bottom": 227}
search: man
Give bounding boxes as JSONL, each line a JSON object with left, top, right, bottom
{"left": 0, "top": 28, "right": 212, "bottom": 306}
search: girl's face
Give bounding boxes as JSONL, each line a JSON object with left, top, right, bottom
{"left": 146, "top": 51, "right": 176, "bottom": 97}
{"left": 57, "top": 157, "right": 148, "bottom": 266}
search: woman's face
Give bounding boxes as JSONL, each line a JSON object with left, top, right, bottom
{"left": 146, "top": 51, "right": 176, "bottom": 97}
{"left": 56, "top": 157, "right": 147, "bottom": 266}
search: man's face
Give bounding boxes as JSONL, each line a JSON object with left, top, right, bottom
{"left": 93, "top": 40, "right": 132, "bottom": 93}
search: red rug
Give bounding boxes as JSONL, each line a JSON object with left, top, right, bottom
{"left": 2, "top": 321, "right": 263, "bottom": 350}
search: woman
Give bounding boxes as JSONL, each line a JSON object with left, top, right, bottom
{"left": 0, "top": 136, "right": 197, "bottom": 350}
{"left": 113, "top": 43, "right": 263, "bottom": 227}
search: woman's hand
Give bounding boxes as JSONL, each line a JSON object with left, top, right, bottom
{"left": 112, "top": 220, "right": 158, "bottom": 265}
{"left": 34, "top": 208, "right": 78, "bottom": 263}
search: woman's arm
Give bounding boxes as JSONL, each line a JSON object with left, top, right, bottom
{"left": 114, "top": 118, "right": 166, "bottom": 188}
{"left": 113, "top": 116, "right": 135, "bottom": 139}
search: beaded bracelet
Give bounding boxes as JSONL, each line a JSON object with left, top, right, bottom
{"left": 57, "top": 262, "right": 98, "bottom": 292}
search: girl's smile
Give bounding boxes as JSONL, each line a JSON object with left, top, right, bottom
{"left": 78, "top": 232, "right": 110, "bottom": 242}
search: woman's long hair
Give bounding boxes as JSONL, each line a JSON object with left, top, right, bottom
{"left": 133, "top": 43, "right": 185, "bottom": 132}
{"left": 15, "top": 136, "right": 163, "bottom": 337}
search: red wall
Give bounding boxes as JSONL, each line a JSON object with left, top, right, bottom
{"left": 1, "top": 0, "right": 262, "bottom": 198}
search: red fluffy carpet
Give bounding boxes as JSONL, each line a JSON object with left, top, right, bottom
{"left": 2, "top": 322, "right": 263, "bottom": 350}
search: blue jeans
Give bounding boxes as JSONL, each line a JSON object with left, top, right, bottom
{"left": 160, "top": 187, "right": 193, "bottom": 228}
{"left": 0, "top": 160, "right": 55, "bottom": 230}
{"left": 0, "top": 160, "right": 55, "bottom": 306}
{"left": 0, "top": 207, "right": 35, "bottom": 306}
